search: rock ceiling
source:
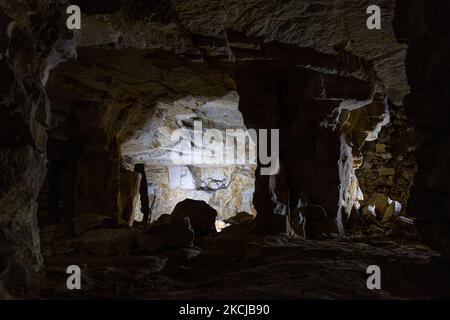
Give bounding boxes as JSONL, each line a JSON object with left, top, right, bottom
{"left": 75, "top": 0, "right": 408, "bottom": 105}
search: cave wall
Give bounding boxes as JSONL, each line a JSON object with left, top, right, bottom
{"left": 356, "top": 102, "right": 418, "bottom": 213}
{"left": 72, "top": 104, "right": 121, "bottom": 219}
{"left": 394, "top": 0, "right": 450, "bottom": 256}
{"left": 0, "top": 1, "right": 71, "bottom": 292}
{"left": 235, "top": 62, "right": 374, "bottom": 236}
{"left": 138, "top": 165, "right": 255, "bottom": 223}
{"left": 37, "top": 100, "right": 84, "bottom": 225}
{"left": 117, "top": 90, "right": 257, "bottom": 223}
{"left": 47, "top": 47, "right": 240, "bottom": 226}
{"left": 32, "top": 90, "right": 142, "bottom": 226}
{"left": 77, "top": 0, "right": 407, "bottom": 104}
{"left": 119, "top": 166, "right": 140, "bottom": 224}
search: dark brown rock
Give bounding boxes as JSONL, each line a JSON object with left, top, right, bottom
{"left": 73, "top": 227, "right": 143, "bottom": 256}
{"left": 225, "top": 211, "right": 254, "bottom": 225}
{"left": 171, "top": 199, "right": 217, "bottom": 237}
{"left": 144, "top": 216, "right": 195, "bottom": 250}
{"left": 73, "top": 214, "right": 114, "bottom": 236}
{"left": 0, "top": 0, "right": 73, "bottom": 292}
{"left": 394, "top": 0, "right": 450, "bottom": 257}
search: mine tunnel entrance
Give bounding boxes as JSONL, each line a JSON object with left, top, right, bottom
{"left": 38, "top": 47, "right": 259, "bottom": 243}
{"left": 36, "top": 101, "right": 85, "bottom": 228}
{"left": 120, "top": 91, "right": 257, "bottom": 231}
{"left": 37, "top": 40, "right": 420, "bottom": 260}
{"left": 132, "top": 164, "right": 151, "bottom": 223}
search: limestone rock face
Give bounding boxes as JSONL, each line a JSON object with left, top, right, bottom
{"left": 234, "top": 59, "right": 377, "bottom": 235}
{"left": 77, "top": 0, "right": 408, "bottom": 104}
{"left": 355, "top": 102, "right": 418, "bottom": 214}
{"left": 347, "top": 193, "right": 416, "bottom": 240}
{"left": 115, "top": 90, "right": 256, "bottom": 222}
{"left": 382, "top": 203, "right": 399, "bottom": 224}
{"left": 48, "top": 49, "right": 257, "bottom": 224}
{"left": 47, "top": 47, "right": 250, "bottom": 222}
{"left": 363, "top": 193, "right": 390, "bottom": 219}
{"left": 0, "top": 0, "right": 74, "bottom": 292}
{"left": 137, "top": 165, "right": 255, "bottom": 222}
{"left": 119, "top": 92, "right": 247, "bottom": 166}
{"left": 174, "top": 0, "right": 408, "bottom": 103}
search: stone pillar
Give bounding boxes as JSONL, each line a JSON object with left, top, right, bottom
{"left": 0, "top": 2, "right": 68, "bottom": 292}
{"left": 236, "top": 63, "right": 372, "bottom": 236}
{"left": 394, "top": 0, "right": 450, "bottom": 257}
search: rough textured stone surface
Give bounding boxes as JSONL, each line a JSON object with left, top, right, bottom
{"left": 116, "top": 91, "right": 256, "bottom": 222}
{"left": 134, "top": 165, "right": 255, "bottom": 222}
{"left": 46, "top": 48, "right": 244, "bottom": 223}
{"left": 356, "top": 103, "right": 418, "bottom": 213}
{"left": 29, "top": 224, "right": 450, "bottom": 299}
{"left": 171, "top": 199, "right": 217, "bottom": 237}
{"left": 73, "top": 227, "right": 143, "bottom": 256}
{"left": 225, "top": 211, "right": 254, "bottom": 225}
{"left": 141, "top": 214, "right": 195, "bottom": 250}
{"left": 76, "top": 0, "right": 408, "bottom": 104}
{"left": 0, "top": 0, "right": 74, "bottom": 292}
{"left": 235, "top": 60, "right": 377, "bottom": 236}
{"left": 72, "top": 214, "right": 114, "bottom": 236}
{"left": 394, "top": 0, "right": 450, "bottom": 257}
{"left": 347, "top": 200, "right": 416, "bottom": 241}
{"left": 38, "top": 223, "right": 74, "bottom": 259}
{"left": 119, "top": 91, "right": 246, "bottom": 166}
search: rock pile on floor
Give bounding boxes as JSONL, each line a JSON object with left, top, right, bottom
{"left": 224, "top": 211, "right": 254, "bottom": 225}
{"left": 171, "top": 199, "right": 217, "bottom": 238}
{"left": 51, "top": 199, "right": 220, "bottom": 257}
{"left": 356, "top": 104, "right": 418, "bottom": 212}
{"left": 73, "top": 228, "right": 143, "bottom": 256}
{"left": 32, "top": 226, "right": 450, "bottom": 299}
{"left": 347, "top": 192, "right": 417, "bottom": 240}
{"left": 73, "top": 214, "right": 115, "bottom": 236}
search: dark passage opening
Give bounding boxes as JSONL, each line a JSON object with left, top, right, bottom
{"left": 133, "top": 163, "right": 151, "bottom": 223}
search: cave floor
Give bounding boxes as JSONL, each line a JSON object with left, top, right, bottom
{"left": 29, "top": 223, "right": 450, "bottom": 300}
